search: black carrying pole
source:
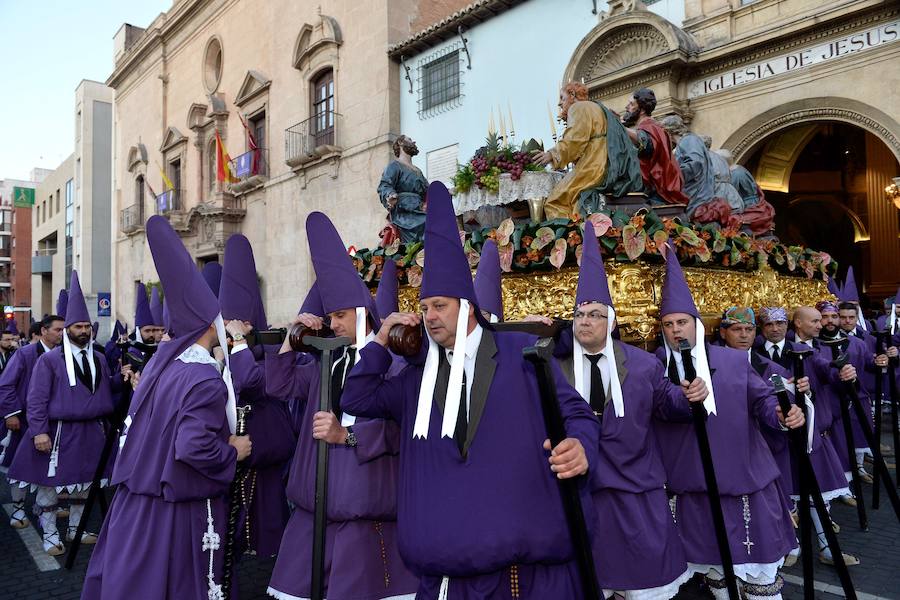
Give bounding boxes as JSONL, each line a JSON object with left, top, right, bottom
{"left": 523, "top": 337, "right": 600, "bottom": 600}
{"left": 221, "top": 404, "right": 252, "bottom": 600}
{"left": 887, "top": 339, "right": 900, "bottom": 490}
{"left": 304, "top": 335, "right": 351, "bottom": 600}
{"left": 822, "top": 339, "right": 868, "bottom": 531}
{"left": 829, "top": 351, "right": 900, "bottom": 525}
{"left": 872, "top": 331, "right": 887, "bottom": 509}
{"left": 771, "top": 368, "right": 856, "bottom": 600}
{"left": 677, "top": 340, "right": 739, "bottom": 600}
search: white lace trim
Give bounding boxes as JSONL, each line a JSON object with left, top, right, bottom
{"left": 202, "top": 498, "right": 224, "bottom": 600}
{"left": 454, "top": 171, "right": 565, "bottom": 214}
{"left": 177, "top": 344, "right": 221, "bottom": 370}
{"left": 790, "top": 486, "right": 850, "bottom": 503}
{"left": 688, "top": 558, "right": 785, "bottom": 583}
{"left": 9, "top": 478, "right": 109, "bottom": 494}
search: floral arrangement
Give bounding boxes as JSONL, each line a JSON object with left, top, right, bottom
{"left": 452, "top": 133, "right": 545, "bottom": 194}
{"left": 350, "top": 208, "right": 837, "bottom": 288}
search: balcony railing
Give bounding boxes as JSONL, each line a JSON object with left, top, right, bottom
{"left": 0, "top": 246, "right": 10, "bottom": 259}
{"left": 0, "top": 223, "right": 11, "bottom": 234}
{"left": 285, "top": 111, "right": 342, "bottom": 167}
{"left": 231, "top": 148, "right": 268, "bottom": 179}
{"left": 156, "top": 189, "right": 183, "bottom": 214}
{"left": 120, "top": 204, "right": 143, "bottom": 234}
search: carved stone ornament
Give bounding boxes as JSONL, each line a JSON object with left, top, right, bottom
{"left": 578, "top": 24, "right": 669, "bottom": 81}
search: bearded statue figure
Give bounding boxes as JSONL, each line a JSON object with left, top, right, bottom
{"left": 377, "top": 135, "right": 428, "bottom": 243}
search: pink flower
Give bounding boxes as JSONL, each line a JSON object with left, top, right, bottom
{"left": 550, "top": 238, "right": 567, "bottom": 269}
{"left": 586, "top": 212, "right": 612, "bottom": 236}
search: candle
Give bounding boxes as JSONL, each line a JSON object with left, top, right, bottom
{"left": 499, "top": 108, "right": 507, "bottom": 146}
{"left": 507, "top": 101, "right": 515, "bottom": 139}
{"left": 547, "top": 100, "right": 558, "bottom": 141}
{"left": 489, "top": 110, "right": 496, "bottom": 136}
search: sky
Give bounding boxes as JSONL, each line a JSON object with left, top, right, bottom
{"left": 0, "top": 0, "right": 171, "bottom": 181}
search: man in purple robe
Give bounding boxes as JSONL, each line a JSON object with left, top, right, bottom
{"left": 653, "top": 244, "right": 803, "bottom": 600}
{"left": 342, "top": 183, "right": 600, "bottom": 599}
{"left": 8, "top": 271, "right": 118, "bottom": 555}
{"left": 473, "top": 239, "right": 503, "bottom": 323}
{"left": 816, "top": 300, "right": 877, "bottom": 484}
{"left": 1, "top": 314, "right": 65, "bottom": 529}
{"left": 265, "top": 212, "right": 418, "bottom": 600}
{"left": 220, "top": 234, "right": 295, "bottom": 558}
{"left": 539, "top": 222, "right": 706, "bottom": 598}
{"left": 82, "top": 216, "right": 250, "bottom": 599}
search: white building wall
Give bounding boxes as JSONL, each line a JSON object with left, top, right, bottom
{"left": 398, "top": 0, "right": 683, "bottom": 180}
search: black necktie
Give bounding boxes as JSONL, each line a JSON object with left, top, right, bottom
{"left": 771, "top": 345, "right": 781, "bottom": 364}
{"left": 330, "top": 347, "right": 356, "bottom": 420}
{"left": 440, "top": 349, "right": 468, "bottom": 455}
{"left": 585, "top": 354, "right": 606, "bottom": 419}
{"left": 80, "top": 349, "right": 93, "bottom": 393}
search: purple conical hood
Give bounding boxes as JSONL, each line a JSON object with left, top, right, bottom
{"left": 134, "top": 282, "right": 154, "bottom": 328}
{"left": 474, "top": 239, "right": 503, "bottom": 320}
{"left": 575, "top": 222, "right": 613, "bottom": 309}
{"left": 5, "top": 317, "right": 18, "bottom": 335}
{"left": 305, "top": 212, "right": 380, "bottom": 329}
{"left": 421, "top": 182, "right": 478, "bottom": 305}
{"left": 149, "top": 286, "right": 164, "bottom": 326}
{"left": 65, "top": 271, "right": 92, "bottom": 327}
{"left": 56, "top": 289, "right": 69, "bottom": 317}
{"left": 826, "top": 276, "right": 841, "bottom": 298}
{"left": 659, "top": 239, "right": 699, "bottom": 319}
{"left": 299, "top": 281, "right": 324, "bottom": 316}
{"left": 375, "top": 260, "right": 399, "bottom": 319}
{"left": 220, "top": 234, "right": 268, "bottom": 329}
{"left": 202, "top": 262, "right": 223, "bottom": 299}
{"left": 162, "top": 300, "right": 173, "bottom": 336}
{"left": 842, "top": 266, "right": 860, "bottom": 303}
{"left": 147, "top": 216, "right": 219, "bottom": 339}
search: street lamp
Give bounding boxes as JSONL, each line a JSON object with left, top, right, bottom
{"left": 886, "top": 176, "right": 900, "bottom": 210}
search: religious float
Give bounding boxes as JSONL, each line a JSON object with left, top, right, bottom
{"left": 362, "top": 130, "right": 836, "bottom": 346}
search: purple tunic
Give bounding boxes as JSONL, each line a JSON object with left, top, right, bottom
{"left": 8, "top": 346, "right": 116, "bottom": 490}
{"left": 0, "top": 342, "right": 48, "bottom": 468}
{"left": 342, "top": 331, "right": 601, "bottom": 598}
{"left": 265, "top": 348, "right": 419, "bottom": 600}
{"left": 824, "top": 335, "right": 874, "bottom": 454}
{"left": 654, "top": 344, "right": 796, "bottom": 568}
{"left": 229, "top": 347, "right": 295, "bottom": 557}
{"left": 82, "top": 359, "right": 237, "bottom": 600}
{"left": 560, "top": 340, "right": 690, "bottom": 592}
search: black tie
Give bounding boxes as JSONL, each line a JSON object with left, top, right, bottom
{"left": 80, "top": 349, "right": 93, "bottom": 393}
{"left": 771, "top": 345, "right": 781, "bottom": 364}
{"left": 585, "top": 354, "right": 606, "bottom": 419}
{"left": 330, "top": 347, "right": 356, "bottom": 420}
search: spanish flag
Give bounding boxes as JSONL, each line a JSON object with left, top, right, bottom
{"left": 215, "top": 129, "right": 238, "bottom": 183}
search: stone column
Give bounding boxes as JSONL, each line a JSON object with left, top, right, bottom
{"left": 864, "top": 133, "right": 900, "bottom": 297}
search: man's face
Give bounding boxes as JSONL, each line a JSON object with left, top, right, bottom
{"left": 794, "top": 309, "right": 822, "bottom": 340}
{"left": 67, "top": 322, "right": 93, "bottom": 347}
{"left": 139, "top": 325, "right": 164, "bottom": 344}
{"left": 328, "top": 308, "right": 362, "bottom": 344}
{"left": 622, "top": 97, "right": 641, "bottom": 127}
{"left": 558, "top": 89, "right": 576, "bottom": 122}
{"left": 0, "top": 333, "right": 16, "bottom": 350}
{"left": 421, "top": 296, "right": 463, "bottom": 349}
{"left": 894, "top": 304, "right": 900, "bottom": 317}
{"left": 42, "top": 320, "right": 65, "bottom": 347}
{"left": 838, "top": 309, "right": 858, "bottom": 333}
{"left": 762, "top": 320, "right": 788, "bottom": 344}
{"left": 661, "top": 312, "right": 697, "bottom": 350}
{"left": 722, "top": 323, "right": 756, "bottom": 351}
{"left": 400, "top": 136, "right": 419, "bottom": 157}
{"left": 820, "top": 311, "right": 840, "bottom": 336}
{"left": 573, "top": 302, "right": 609, "bottom": 351}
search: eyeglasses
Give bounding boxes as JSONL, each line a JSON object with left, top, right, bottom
{"left": 573, "top": 310, "right": 608, "bottom": 322}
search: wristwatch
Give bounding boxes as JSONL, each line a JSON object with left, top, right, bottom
{"left": 344, "top": 426, "right": 358, "bottom": 448}
{"left": 232, "top": 332, "right": 245, "bottom": 343}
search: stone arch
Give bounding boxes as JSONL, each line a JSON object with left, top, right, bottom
{"left": 293, "top": 12, "right": 342, "bottom": 72}
{"left": 126, "top": 143, "right": 148, "bottom": 173}
{"left": 724, "top": 97, "right": 900, "bottom": 166}
{"left": 564, "top": 10, "right": 698, "bottom": 86}
{"left": 789, "top": 196, "right": 870, "bottom": 243}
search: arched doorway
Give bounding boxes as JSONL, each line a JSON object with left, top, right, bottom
{"left": 741, "top": 121, "right": 900, "bottom": 306}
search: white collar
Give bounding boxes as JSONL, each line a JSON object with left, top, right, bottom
{"left": 450, "top": 324, "right": 482, "bottom": 361}
{"left": 765, "top": 338, "right": 785, "bottom": 351}
{"left": 39, "top": 341, "right": 52, "bottom": 353}
{"left": 663, "top": 324, "right": 717, "bottom": 415}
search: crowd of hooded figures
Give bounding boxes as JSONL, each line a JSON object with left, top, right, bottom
{"left": 1, "top": 180, "right": 897, "bottom": 600}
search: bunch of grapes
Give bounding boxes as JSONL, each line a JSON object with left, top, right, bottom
{"left": 493, "top": 151, "right": 536, "bottom": 181}
{"left": 478, "top": 166, "right": 502, "bottom": 193}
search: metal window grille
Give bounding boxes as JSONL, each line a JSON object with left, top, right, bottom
{"left": 418, "top": 46, "right": 464, "bottom": 118}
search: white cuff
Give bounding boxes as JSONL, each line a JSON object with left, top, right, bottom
{"left": 3, "top": 410, "right": 22, "bottom": 420}
{"left": 230, "top": 343, "right": 248, "bottom": 354}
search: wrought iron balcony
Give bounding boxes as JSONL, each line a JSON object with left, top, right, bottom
{"left": 120, "top": 204, "right": 143, "bottom": 234}
{"left": 155, "top": 189, "right": 183, "bottom": 215}
{"left": 229, "top": 148, "right": 268, "bottom": 194}
{"left": 285, "top": 111, "right": 343, "bottom": 168}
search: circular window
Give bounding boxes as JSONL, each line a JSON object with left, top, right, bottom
{"left": 203, "top": 37, "right": 223, "bottom": 93}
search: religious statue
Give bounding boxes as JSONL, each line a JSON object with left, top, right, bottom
{"left": 531, "top": 82, "right": 642, "bottom": 220}
{"left": 622, "top": 88, "right": 690, "bottom": 205}
{"left": 377, "top": 135, "right": 428, "bottom": 242}
{"left": 716, "top": 149, "right": 776, "bottom": 235}
{"left": 659, "top": 115, "right": 719, "bottom": 217}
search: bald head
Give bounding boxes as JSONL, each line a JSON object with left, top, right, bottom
{"left": 793, "top": 306, "right": 822, "bottom": 341}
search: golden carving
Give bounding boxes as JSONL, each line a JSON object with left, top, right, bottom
{"left": 397, "top": 261, "right": 831, "bottom": 343}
